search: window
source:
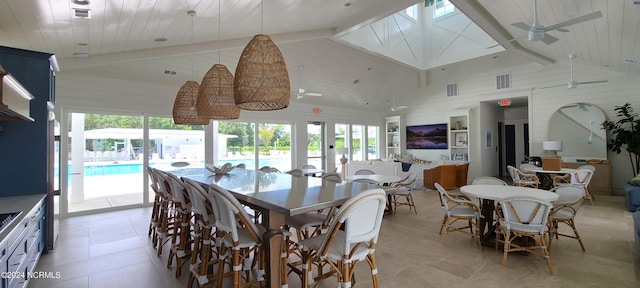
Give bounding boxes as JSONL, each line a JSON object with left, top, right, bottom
{"left": 217, "top": 121, "right": 292, "bottom": 172}
{"left": 367, "top": 126, "right": 379, "bottom": 160}
{"left": 351, "top": 125, "right": 365, "bottom": 161}
{"left": 404, "top": 4, "right": 418, "bottom": 20}
{"left": 434, "top": 0, "right": 454, "bottom": 18}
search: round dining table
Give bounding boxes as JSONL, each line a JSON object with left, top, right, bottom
{"left": 460, "top": 185, "right": 559, "bottom": 245}
{"left": 521, "top": 167, "right": 577, "bottom": 190}
{"left": 345, "top": 174, "right": 402, "bottom": 214}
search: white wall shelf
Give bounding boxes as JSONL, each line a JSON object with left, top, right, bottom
{"left": 385, "top": 115, "right": 404, "bottom": 158}
{"left": 449, "top": 113, "right": 469, "bottom": 162}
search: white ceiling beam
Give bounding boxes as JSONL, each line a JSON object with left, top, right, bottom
{"left": 59, "top": 28, "right": 335, "bottom": 71}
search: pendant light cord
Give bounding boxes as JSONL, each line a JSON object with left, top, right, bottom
{"left": 218, "top": 0, "right": 221, "bottom": 63}
{"left": 189, "top": 10, "right": 195, "bottom": 81}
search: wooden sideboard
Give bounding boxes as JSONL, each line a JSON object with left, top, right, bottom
{"left": 562, "top": 162, "right": 611, "bottom": 195}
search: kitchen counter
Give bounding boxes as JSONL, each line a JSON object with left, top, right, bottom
{"left": 0, "top": 194, "right": 46, "bottom": 243}
{"left": 0, "top": 194, "right": 46, "bottom": 288}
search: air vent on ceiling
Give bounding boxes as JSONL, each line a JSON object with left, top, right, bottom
{"left": 163, "top": 70, "right": 177, "bottom": 76}
{"left": 73, "top": 8, "right": 91, "bottom": 18}
{"left": 446, "top": 83, "right": 458, "bottom": 97}
{"left": 496, "top": 73, "right": 511, "bottom": 90}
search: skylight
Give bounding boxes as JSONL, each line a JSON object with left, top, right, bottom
{"left": 404, "top": 5, "right": 418, "bottom": 21}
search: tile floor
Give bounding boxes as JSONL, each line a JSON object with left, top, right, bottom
{"left": 31, "top": 188, "right": 640, "bottom": 288}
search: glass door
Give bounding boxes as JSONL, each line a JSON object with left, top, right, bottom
{"left": 307, "top": 122, "right": 325, "bottom": 170}
{"left": 68, "top": 113, "right": 144, "bottom": 213}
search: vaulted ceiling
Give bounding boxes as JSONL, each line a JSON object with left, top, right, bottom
{"left": 0, "top": 0, "right": 637, "bottom": 111}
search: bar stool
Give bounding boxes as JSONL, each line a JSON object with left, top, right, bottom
{"left": 182, "top": 178, "right": 224, "bottom": 288}
{"left": 146, "top": 167, "right": 161, "bottom": 242}
{"left": 164, "top": 173, "right": 193, "bottom": 278}
{"left": 208, "top": 184, "right": 265, "bottom": 288}
{"left": 152, "top": 169, "right": 175, "bottom": 256}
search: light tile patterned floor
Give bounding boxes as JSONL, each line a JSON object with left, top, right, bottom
{"left": 31, "top": 188, "right": 640, "bottom": 288}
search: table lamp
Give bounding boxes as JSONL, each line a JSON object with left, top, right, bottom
{"left": 338, "top": 147, "right": 349, "bottom": 164}
{"left": 543, "top": 141, "right": 562, "bottom": 157}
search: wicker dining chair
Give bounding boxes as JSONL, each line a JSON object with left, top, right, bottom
{"left": 436, "top": 183, "right": 481, "bottom": 246}
{"left": 391, "top": 173, "right": 418, "bottom": 214}
{"left": 553, "top": 169, "right": 594, "bottom": 206}
{"left": 507, "top": 165, "right": 539, "bottom": 189}
{"left": 548, "top": 185, "right": 587, "bottom": 251}
{"left": 495, "top": 196, "right": 554, "bottom": 275}
{"left": 297, "top": 188, "right": 387, "bottom": 288}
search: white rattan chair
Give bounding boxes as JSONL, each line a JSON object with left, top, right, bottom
{"left": 436, "top": 183, "right": 481, "bottom": 246}
{"left": 298, "top": 188, "right": 387, "bottom": 288}
{"left": 495, "top": 196, "right": 554, "bottom": 275}
{"left": 391, "top": 173, "right": 418, "bottom": 215}
{"left": 507, "top": 165, "right": 539, "bottom": 188}
{"left": 553, "top": 169, "right": 594, "bottom": 206}
{"left": 548, "top": 185, "right": 586, "bottom": 251}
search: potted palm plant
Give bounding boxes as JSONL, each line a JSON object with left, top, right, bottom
{"left": 602, "top": 103, "right": 640, "bottom": 177}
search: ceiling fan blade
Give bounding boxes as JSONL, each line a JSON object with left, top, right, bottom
{"left": 540, "top": 83, "right": 569, "bottom": 89}
{"left": 541, "top": 33, "right": 559, "bottom": 45}
{"left": 576, "top": 80, "right": 608, "bottom": 85}
{"left": 396, "top": 106, "right": 408, "bottom": 109}
{"left": 511, "top": 22, "right": 532, "bottom": 31}
{"left": 298, "top": 88, "right": 305, "bottom": 94}
{"left": 305, "top": 92, "right": 323, "bottom": 97}
{"left": 544, "top": 11, "right": 603, "bottom": 32}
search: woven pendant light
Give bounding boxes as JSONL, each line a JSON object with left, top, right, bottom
{"left": 196, "top": 64, "right": 239, "bottom": 119}
{"left": 234, "top": 34, "right": 290, "bottom": 111}
{"left": 173, "top": 80, "right": 209, "bottom": 125}
{"left": 171, "top": 10, "right": 208, "bottom": 125}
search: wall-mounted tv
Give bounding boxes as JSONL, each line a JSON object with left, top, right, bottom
{"left": 406, "top": 123, "right": 448, "bottom": 149}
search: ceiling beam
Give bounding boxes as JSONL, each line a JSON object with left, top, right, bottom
{"left": 59, "top": 28, "right": 335, "bottom": 71}
{"left": 450, "top": 0, "right": 555, "bottom": 65}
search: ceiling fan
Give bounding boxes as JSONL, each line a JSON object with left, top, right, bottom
{"left": 488, "top": 0, "right": 602, "bottom": 48}
{"left": 295, "top": 88, "right": 322, "bottom": 100}
{"left": 390, "top": 92, "right": 407, "bottom": 112}
{"left": 542, "top": 53, "right": 608, "bottom": 89}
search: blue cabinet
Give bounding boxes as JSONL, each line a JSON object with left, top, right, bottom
{"left": 0, "top": 46, "right": 56, "bottom": 198}
{"left": 0, "top": 196, "right": 45, "bottom": 288}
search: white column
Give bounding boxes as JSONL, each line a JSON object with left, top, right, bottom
{"left": 70, "top": 113, "right": 85, "bottom": 203}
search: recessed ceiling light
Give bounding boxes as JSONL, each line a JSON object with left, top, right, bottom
{"left": 154, "top": 37, "right": 168, "bottom": 42}
{"left": 73, "top": 52, "right": 89, "bottom": 58}
{"left": 353, "top": 79, "right": 360, "bottom": 84}
{"left": 344, "top": 2, "right": 352, "bottom": 7}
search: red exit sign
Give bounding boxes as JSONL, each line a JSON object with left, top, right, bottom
{"left": 499, "top": 99, "right": 511, "bottom": 106}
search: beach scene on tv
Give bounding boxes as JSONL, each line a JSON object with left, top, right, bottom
{"left": 406, "top": 123, "right": 448, "bottom": 149}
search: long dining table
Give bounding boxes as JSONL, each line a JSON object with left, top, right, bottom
{"left": 166, "top": 166, "right": 378, "bottom": 288}
{"left": 459, "top": 185, "right": 559, "bottom": 246}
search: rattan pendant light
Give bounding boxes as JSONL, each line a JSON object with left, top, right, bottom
{"left": 172, "top": 10, "right": 209, "bottom": 125}
{"left": 173, "top": 81, "right": 209, "bottom": 125}
{"left": 196, "top": 1, "right": 240, "bottom": 119}
{"left": 233, "top": 0, "right": 289, "bottom": 111}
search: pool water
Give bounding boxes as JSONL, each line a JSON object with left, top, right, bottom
{"left": 75, "top": 158, "right": 292, "bottom": 176}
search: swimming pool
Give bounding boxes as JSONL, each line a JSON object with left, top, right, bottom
{"left": 75, "top": 158, "right": 292, "bottom": 176}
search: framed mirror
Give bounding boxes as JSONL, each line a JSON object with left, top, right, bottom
{"left": 549, "top": 102, "right": 607, "bottom": 160}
